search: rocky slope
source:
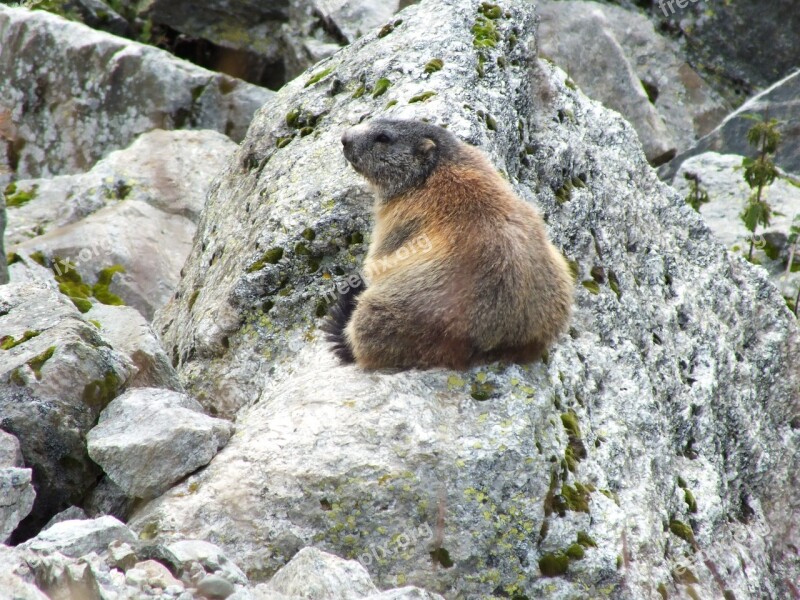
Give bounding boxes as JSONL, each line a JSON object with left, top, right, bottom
{"left": 0, "top": 0, "right": 798, "bottom": 598}
{"left": 131, "top": 0, "right": 800, "bottom": 598}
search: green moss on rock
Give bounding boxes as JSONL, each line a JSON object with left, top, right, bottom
{"left": 565, "top": 543, "right": 585, "bottom": 560}
{"left": 409, "top": 91, "right": 437, "bottom": 103}
{"left": 538, "top": 552, "right": 569, "bottom": 577}
{"left": 684, "top": 489, "right": 698, "bottom": 513}
{"left": 27, "top": 346, "right": 55, "bottom": 380}
{"left": 304, "top": 66, "right": 334, "bottom": 87}
{"left": 83, "top": 371, "right": 121, "bottom": 411}
{"left": 1, "top": 330, "right": 41, "bottom": 350}
{"left": 92, "top": 265, "right": 126, "bottom": 305}
{"left": 424, "top": 59, "right": 444, "bottom": 73}
{"left": 247, "top": 247, "right": 284, "bottom": 272}
{"left": 669, "top": 519, "right": 695, "bottom": 545}
{"left": 372, "top": 78, "right": 391, "bottom": 98}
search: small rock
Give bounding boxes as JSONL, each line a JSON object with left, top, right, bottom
{"left": 0, "top": 466, "right": 35, "bottom": 543}
{"left": 85, "top": 304, "right": 183, "bottom": 391}
{"left": 20, "top": 515, "right": 135, "bottom": 558}
{"left": 197, "top": 574, "right": 235, "bottom": 599}
{"left": 0, "top": 429, "right": 23, "bottom": 466}
{"left": 365, "top": 588, "right": 446, "bottom": 600}
{"left": 86, "top": 388, "right": 232, "bottom": 499}
{"left": 167, "top": 539, "right": 247, "bottom": 585}
{"left": 133, "top": 559, "right": 184, "bottom": 590}
{"left": 125, "top": 567, "right": 148, "bottom": 587}
{"left": 42, "top": 506, "right": 88, "bottom": 530}
{"left": 107, "top": 540, "right": 137, "bottom": 572}
{"left": 264, "top": 547, "right": 378, "bottom": 599}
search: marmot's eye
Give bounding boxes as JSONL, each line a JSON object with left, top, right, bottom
{"left": 375, "top": 133, "right": 392, "bottom": 144}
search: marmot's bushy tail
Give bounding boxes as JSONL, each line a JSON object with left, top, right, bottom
{"left": 321, "top": 285, "right": 365, "bottom": 364}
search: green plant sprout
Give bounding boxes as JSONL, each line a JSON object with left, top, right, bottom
{"left": 684, "top": 172, "right": 710, "bottom": 212}
{"left": 740, "top": 114, "right": 781, "bottom": 261}
{"left": 785, "top": 214, "right": 800, "bottom": 316}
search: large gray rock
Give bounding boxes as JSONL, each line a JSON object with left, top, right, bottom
{"left": 135, "top": 0, "right": 403, "bottom": 88}
{"left": 538, "top": 1, "right": 729, "bottom": 160}
{"left": 0, "top": 282, "right": 132, "bottom": 540}
{"left": 20, "top": 515, "right": 135, "bottom": 558}
{"left": 12, "top": 199, "right": 195, "bottom": 320}
{"left": 131, "top": 0, "right": 799, "bottom": 598}
{"left": 538, "top": 1, "right": 676, "bottom": 165}
{"left": 654, "top": 0, "right": 800, "bottom": 104}
{"left": 662, "top": 69, "right": 800, "bottom": 182}
{"left": 87, "top": 388, "right": 232, "bottom": 500}
{"left": 4, "top": 129, "right": 237, "bottom": 245}
{"left": 0, "top": 5, "right": 271, "bottom": 178}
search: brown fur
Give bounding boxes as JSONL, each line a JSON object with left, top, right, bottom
{"left": 336, "top": 122, "right": 573, "bottom": 370}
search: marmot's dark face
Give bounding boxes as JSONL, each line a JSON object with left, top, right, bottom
{"left": 341, "top": 119, "right": 458, "bottom": 201}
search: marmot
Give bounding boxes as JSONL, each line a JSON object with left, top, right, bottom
{"left": 323, "top": 118, "right": 573, "bottom": 370}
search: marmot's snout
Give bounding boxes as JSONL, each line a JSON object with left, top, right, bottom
{"left": 341, "top": 129, "right": 362, "bottom": 174}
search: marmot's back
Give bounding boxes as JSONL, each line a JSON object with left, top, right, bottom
{"left": 325, "top": 118, "right": 573, "bottom": 369}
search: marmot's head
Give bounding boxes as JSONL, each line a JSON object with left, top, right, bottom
{"left": 341, "top": 119, "right": 459, "bottom": 201}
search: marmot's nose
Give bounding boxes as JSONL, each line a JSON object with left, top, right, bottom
{"left": 341, "top": 130, "right": 352, "bottom": 148}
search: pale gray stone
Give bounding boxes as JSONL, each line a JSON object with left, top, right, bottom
{"left": 0, "top": 429, "right": 23, "bottom": 467}
{"left": 132, "top": 559, "right": 183, "bottom": 589}
{"left": 0, "top": 6, "right": 271, "bottom": 178}
{"left": 166, "top": 539, "right": 247, "bottom": 585}
{"left": 0, "top": 545, "right": 48, "bottom": 600}
{"left": 538, "top": 0, "right": 729, "bottom": 159}
{"left": 86, "top": 304, "right": 182, "bottom": 391}
{"left": 43, "top": 506, "right": 89, "bottom": 531}
{"left": 0, "top": 467, "right": 35, "bottom": 543}
{"left": 263, "top": 548, "right": 378, "bottom": 599}
{"left": 4, "top": 129, "right": 237, "bottom": 246}
{"left": 87, "top": 388, "right": 232, "bottom": 499}
{"left": 21, "top": 516, "right": 135, "bottom": 558}
{"left": 12, "top": 199, "right": 195, "bottom": 320}
{"left": 538, "top": 1, "right": 676, "bottom": 165}
{"left": 197, "top": 574, "right": 235, "bottom": 599}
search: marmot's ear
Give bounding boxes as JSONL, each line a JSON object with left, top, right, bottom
{"left": 418, "top": 138, "right": 436, "bottom": 156}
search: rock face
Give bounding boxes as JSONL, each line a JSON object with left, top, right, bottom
{"left": 662, "top": 69, "right": 800, "bottom": 181}
{"left": 12, "top": 200, "right": 194, "bottom": 320}
{"left": 86, "top": 388, "right": 232, "bottom": 499}
{"left": 131, "top": 0, "right": 799, "bottom": 598}
{"left": 4, "top": 129, "right": 237, "bottom": 245}
{"left": 538, "top": 1, "right": 674, "bottom": 165}
{"left": 135, "top": 0, "right": 403, "bottom": 88}
{"left": 537, "top": 0, "right": 729, "bottom": 161}
{"left": 0, "top": 282, "right": 133, "bottom": 541}
{"left": 0, "top": 5, "right": 271, "bottom": 178}
{"left": 660, "top": 0, "right": 800, "bottom": 103}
